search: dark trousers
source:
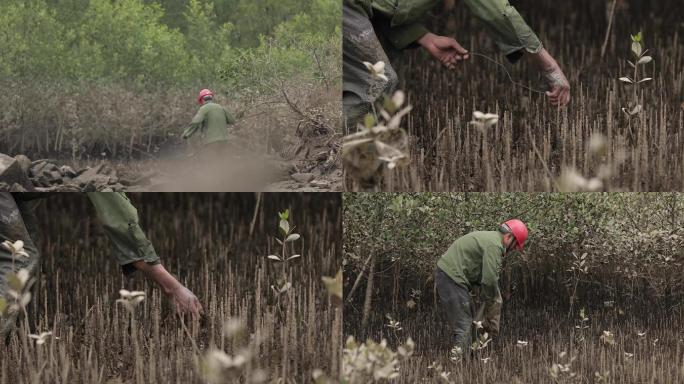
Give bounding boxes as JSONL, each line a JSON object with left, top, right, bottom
{"left": 342, "top": 3, "right": 399, "bottom": 130}
{"left": 434, "top": 267, "right": 474, "bottom": 353}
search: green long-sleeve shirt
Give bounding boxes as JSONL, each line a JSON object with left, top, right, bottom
{"left": 350, "top": 0, "right": 542, "bottom": 59}
{"left": 182, "top": 101, "right": 236, "bottom": 145}
{"left": 86, "top": 193, "right": 159, "bottom": 273}
{"left": 437, "top": 231, "right": 504, "bottom": 303}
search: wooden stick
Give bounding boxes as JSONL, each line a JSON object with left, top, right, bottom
{"left": 600, "top": 0, "right": 618, "bottom": 60}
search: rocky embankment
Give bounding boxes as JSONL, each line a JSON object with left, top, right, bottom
{"left": 0, "top": 153, "right": 153, "bottom": 192}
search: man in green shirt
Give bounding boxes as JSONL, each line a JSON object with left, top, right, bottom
{"left": 343, "top": 0, "right": 571, "bottom": 128}
{"left": 434, "top": 218, "right": 527, "bottom": 355}
{"left": 182, "top": 89, "right": 237, "bottom": 156}
{"left": 0, "top": 192, "right": 203, "bottom": 340}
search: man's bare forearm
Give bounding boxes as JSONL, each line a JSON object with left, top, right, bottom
{"left": 527, "top": 47, "right": 559, "bottom": 72}
{"left": 131, "top": 261, "right": 181, "bottom": 295}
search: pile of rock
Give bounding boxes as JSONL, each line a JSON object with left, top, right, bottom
{"left": 0, "top": 153, "right": 153, "bottom": 192}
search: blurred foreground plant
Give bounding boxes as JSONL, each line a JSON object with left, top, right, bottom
{"left": 343, "top": 61, "right": 410, "bottom": 188}
{"left": 342, "top": 336, "right": 414, "bottom": 382}
{"left": 557, "top": 134, "right": 623, "bottom": 191}
{"left": 199, "top": 318, "right": 266, "bottom": 384}
{"left": 549, "top": 351, "right": 577, "bottom": 382}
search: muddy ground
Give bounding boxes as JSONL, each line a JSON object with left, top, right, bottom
{"left": 0, "top": 127, "right": 342, "bottom": 192}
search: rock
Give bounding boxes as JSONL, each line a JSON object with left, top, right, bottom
{"left": 310, "top": 179, "right": 330, "bottom": 189}
{"left": 120, "top": 171, "right": 156, "bottom": 186}
{"left": 76, "top": 173, "right": 113, "bottom": 189}
{"left": 314, "top": 151, "right": 329, "bottom": 161}
{"left": 291, "top": 172, "right": 315, "bottom": 183}
{"left": 60, "top": 165, "right": 77, "bottom": 178}
{"left": 14, "top": 155, "right": 31, "bottom": 174}
{"left": 0, "top": 153, "right": 35, "bottom": 191}
{"left": 49, "top": 170, "right": 63, "bottom": 181}
{"left": 9, "top": 183, "right": 27, "bottom": 192}
{"left": 29, "top": 161, "right": 48, "bottom": 177}
{"left": 73, "top": 164, "right": 109, "bottom": 186}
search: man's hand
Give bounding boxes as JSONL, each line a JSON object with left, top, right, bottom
{"left": 131, "top": 261, "right": 203, "bottom": 319}
{"left": 417, "top": 32, "right": 469, "bottom": 70}
{"left": 528, "top": 48, "right": 570, "bottom": 106}
{"left": 168, "top": 285, "right": 203, "bottom": 318}
{"left": 543, "top": 67, "right": 570, "bottom": 106}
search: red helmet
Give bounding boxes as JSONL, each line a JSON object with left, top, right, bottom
{"left": 198, "top": 89, "right": 214, "bottom": 104}
{"left": 502, "top": 219, "right": 528, "bottom": 251}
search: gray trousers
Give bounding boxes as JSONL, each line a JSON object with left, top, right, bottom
{"left": 0, "top": 193, "right": 41, "bottom": 340}
{"left": 343, "top": 4, "right": 399, "bottom": 131}
{"left": 434, "top": 267, "right": 475, "bottom": 353}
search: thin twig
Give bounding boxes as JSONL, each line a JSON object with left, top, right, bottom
{"left": 600, "top": 0, "right": 618, "bottom": 60}
{"left": 469, "top": 52, "right": 547, "bottom": 94}
{"left": 179, "top": 316, "right": 201, "bottom": 355}
{"left": 345, "top": 253, "right": 373, "bottom": 303}
{"left": 249, "top": 192, "right": 262, "bottom": 237}
{"left": 526, "top": 126, "right": 561, "bottom": 191}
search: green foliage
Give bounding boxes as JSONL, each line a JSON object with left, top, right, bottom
{"left": 344, "top": 193, "right": 684, "bottom": 309}
{"left": 0, "top": 1, "right": 69, "bottom": 79}
{"left": 0, "top": 0, "right": 339, "bottom": 87}
{"left": 219, "top": 0, "right": 341, "bottom": 96}
{"left": 183, "top": 0, "right": 234, "bottom": 82}
{"left": 76, "top": 0, "right": 189, "bottom": 83}
{"left": 0, "top": 0, "right": 339, "bottom": 157}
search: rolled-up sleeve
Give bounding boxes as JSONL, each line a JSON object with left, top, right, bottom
{"left": 86, "top": 193, "right": 159, "bottom": 273}
{"left": 375, "top": 19, "right": 430, "bottom": 50}
{"left": 463, "top": 0, "right": 542, "bottom": 62}
{"left": 480, "top": 246, "right": 502, "bottom": 303}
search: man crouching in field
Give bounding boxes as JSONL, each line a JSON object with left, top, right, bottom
{"left": 343, "top": 0, "right": 571, "bottom": 128}
{"left": 0, "top": 192, "right": 203, "bottom": 341}
{"left": 182, "top": 89, "right": 239, "bottom": 157}
{"left": 434, "top": 219, "right": 527, "bottom": 356}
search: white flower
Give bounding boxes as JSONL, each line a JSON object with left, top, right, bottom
{"left": 586, "top": 177, "right": 603, "bottom": 191}
{"left": 223, "top": 318, "right": 246, "bottom": 338}
{"left": 469, "top": 111, "right": 499, "bottom": 132}
{"left": 559, "top": 168, "right": 603, "bottom": 192}
{"left": 449, "top": 345, "right": 463, "bottom": 360}
{"left": 472, "top": 111, "right": 499, "bottom": 122}
{"left": 29, "top": 331, "right": 58, "bottom": 345}
{"left": 206, "top": 349, "right": 249, "bottom": 369}
{"left": 600, "top": 330, "right": 615, "bottom": 346}
{"left": 363, "top": 61, "right": 389, "bottom": 82}
{"left": 271, "top": 282, "right": 292, "bottom": 295}
{"left": 119, "top": 289, "right": 146, "bottom": 302}
{"left": 589, "top": 134, "right": 607, "bottom": 154}
{"left": 2, "top": 240, "right": 29, "bottom": 258}
{"left": 117, "top": 289, "right": 146, "bottom": 312}
{"left": 391, "top": 90, "right": 405, "bottom": 108}
{"left": 15, "top": 269, "right": 31, "bottom": 287}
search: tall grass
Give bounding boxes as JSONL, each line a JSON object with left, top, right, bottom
{"left": 351, "top": 307, "right": 683, "bottom": 383}
{"left": 0, "top": 193, "right": 342, "bottom": 383}
{"left": 346, "top": 0, "right": 684, "bottom": 191}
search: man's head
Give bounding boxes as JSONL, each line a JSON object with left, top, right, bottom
{"left": 499, "top": 219, "right": 528, "bottom": 255}
{"left": 197, "top": 89, "right": 214, "bottom": 105}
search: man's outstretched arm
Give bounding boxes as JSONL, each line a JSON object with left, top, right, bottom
{"left": 86, "top": 193, "right": 202, "bottom": 318}
{"left": 182, "top": 108, "right": 206, "bottom": 140}
{"left": 130, "top": 261, "right": 203, "bottom": 318}
{"left": 462, "top": 0, "right": 570, "bottom": 106}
